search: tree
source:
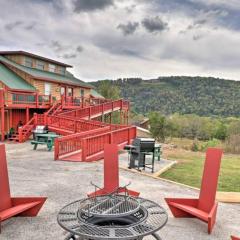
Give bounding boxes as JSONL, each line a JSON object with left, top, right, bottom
{"left": 97, "top": 81, "right": 120, "bottom": 100}
{"left": 148, "top": 112, "right": 173, "bottom": 142}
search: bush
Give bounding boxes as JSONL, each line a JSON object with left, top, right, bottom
{"left": 200, "top": 138, "right": 221, "bottom": 151}
{"left": 191, "top": 141, "right": 199, "bottom": 152}
{"left": 225, "top": 134, "right": 240, "bottom": 154}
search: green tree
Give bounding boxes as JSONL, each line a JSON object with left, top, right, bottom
{"left": 149, "top": 112, "right": 173, "bottom": 142}
{"left": 97, "top": 81, "right": 120, "bottom": 100}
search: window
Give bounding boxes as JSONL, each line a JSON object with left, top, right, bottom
{"left": 44, "top": 83, "right": 51, "bottom": 95}
{"left": 67, "top": 87, "right": 73, "bottom": 97}
{"left": 58, "top": 66, "right": 65, "bottom": 75}
{"left": 60, "top": 86, "right": 65, "bottom": 96}
{"left": 25, "top": 57, "right": 33, "bottom": 68}
{"left": 80, "top": 89, "right": 84, "bottom": 97}
{"left": 36, "top": 60, "right": 45, "bottom": 70}
{"left": 49, "top": 64, "right": 56, "bottom": 73}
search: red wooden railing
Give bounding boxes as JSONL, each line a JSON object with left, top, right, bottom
{"left": 5, "top": 91, "right": 51, "bottom": 108}
{"left": 18, "top": 116, "right": 36, "bottom": 143}
{"left": 81, "top": 126, "right": 136, "bottom": 162}
{"left": 46, "top": 115, "right": 106, "bottom": 133}
{"left": 62, "top": 96, "right": 111, "bottom": 108}
{"left": 54, "top": 127, "right": 111, "bottom": 160}
{"left": 58, "top": 99, "right": 127, "bottom": 119}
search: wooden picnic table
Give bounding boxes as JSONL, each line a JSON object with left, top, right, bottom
{"left": 31, "top": 133, "right": 59, "bottom": 151}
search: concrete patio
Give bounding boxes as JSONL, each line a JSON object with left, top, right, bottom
{"left": 1, "top": 142, "right": 240, "bottom": 240}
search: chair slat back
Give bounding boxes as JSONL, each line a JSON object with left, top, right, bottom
{"left": 104, "top": 144, "right": 119, "bottom": 191}
{"left": 0, "top": 144, "right": 12, "bottom": 211}
{"left": 198, "top": 148, "right": 223, "bottom": 213}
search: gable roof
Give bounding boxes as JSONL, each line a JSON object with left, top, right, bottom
{"left": 0, "top": 63, "right": 36, "bottom": 91}
{"left": 0, "top": 56, "right": 93, "bottom": 89}
{"left": 0, "top": 50, "right": 72, "bottom": 67}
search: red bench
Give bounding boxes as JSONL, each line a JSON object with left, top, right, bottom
{"left": 165, "top": 148, "right": 223, "bottom": 234}
{"left": 0, "top": 144, "right": 47, "bottom": 233}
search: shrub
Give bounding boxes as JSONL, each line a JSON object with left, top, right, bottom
{"left": 225, "top": 134, "right": 240, "bottom": 154}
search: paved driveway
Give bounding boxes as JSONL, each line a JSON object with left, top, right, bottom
{"left": 1, "top": 142, "right": 240, "bottom": 240}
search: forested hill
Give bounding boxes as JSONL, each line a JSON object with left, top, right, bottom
{"left": 90, "top": 77, "right": 240, "bottom": 117}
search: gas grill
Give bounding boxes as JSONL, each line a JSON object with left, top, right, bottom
{"left": 57, "top": 188, "right": 168, "bottom": 240}
{"left": 124, "top": 138, "right": 156, "bottom": 173}
{"left": 32, "top": 125, "right": 48, "bottom": 139}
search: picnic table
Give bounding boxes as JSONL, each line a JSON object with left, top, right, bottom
{"left": 31, "top": 133, "right": 59, "bottom": 151}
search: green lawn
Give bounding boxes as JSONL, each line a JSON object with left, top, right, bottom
{"left": 160, "top": 150, "right": 240, "bottom": 192}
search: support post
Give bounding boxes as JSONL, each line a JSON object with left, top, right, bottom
{"left": 26, "top": 107, "right": 29, "bottom": 123}
{"left": 36, "top": 92, "right": 39, "bottom": 108}
{"left": 1, "top": 107, "right": 4, "bottom": 141}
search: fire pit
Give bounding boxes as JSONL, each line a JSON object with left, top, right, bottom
{"left": 57, "top": 191, "right": 168, "bottom": 240}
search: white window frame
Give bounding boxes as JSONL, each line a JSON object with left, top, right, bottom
{"left": 44, "top": 83, "right": 51, "bottom": 96}
{"left": 49, "top": 64, "right": 56, "bottom": 73}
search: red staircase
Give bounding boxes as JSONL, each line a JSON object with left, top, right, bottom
{"left": 9, "top": 98, "right": 136, "bottom": 162}
{"left": 8, "top": 117, "right": 36, "bottom": 143}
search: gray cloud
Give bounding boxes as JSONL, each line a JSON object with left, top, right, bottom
{"left": 142, "top": 16, "right": 168, "bottom": 33}
{"left": 24, "top": 22, "right": 37, "bottom": 31}
{"left": 5, "top": 21, "right": 24, "bottom": 31}
{"left": 117, "top": 22, "right": 139, "bottom": 36}
{"left": 76, "top": 45, "right": 84, "bottom": 52}
{"left": 73, "top": 0, "right": 114, "bottom": 12}
{"left": 62, "top": 53, "right": 77, "bottom": 59}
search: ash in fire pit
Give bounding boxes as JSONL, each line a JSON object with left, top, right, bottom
{"left": 57, "top": 190, "right": 168, "bottom": 240}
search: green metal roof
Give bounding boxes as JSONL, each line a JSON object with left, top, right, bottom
{"left": 90, "top": 89, "right": 105, "bottom": 98}
{"left": 0, "top": 55, "right": 93, "bottom": 89}
{"left": 0, "top": 63, "right": 36, "bottom": 91}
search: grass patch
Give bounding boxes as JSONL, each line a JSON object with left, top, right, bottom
{"left": 161, "top": 149, "right": 240, "bottom": 192}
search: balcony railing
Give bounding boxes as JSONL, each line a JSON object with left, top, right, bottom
{"left": 4, "top": 91, "right": 51, "bottom": 108}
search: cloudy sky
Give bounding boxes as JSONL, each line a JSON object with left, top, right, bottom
{"left": 1, "top": 0, "right": 240, "bottom": 81}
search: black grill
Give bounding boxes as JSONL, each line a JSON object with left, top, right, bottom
{"left": 124, "top": 138, "right": 156, "bottom": 173}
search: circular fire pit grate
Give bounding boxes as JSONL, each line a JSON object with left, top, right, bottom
{"left": 58, "top": 194, "right": 168, "bottom": 240}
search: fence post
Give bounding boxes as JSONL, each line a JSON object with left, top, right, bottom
{"left": 110, "top": 132, "right": 113, "bottom": 144}
{"left": 33, "top": 113, "right": 37, "bottom": 125}
{"left": 54, "top": 138, "right": 59, "bottom": 160}
{"left": 82, "top": 138, "right": 87, "bottom": 161}
{"left": 19, "top": 127, "right": 23, "bottom": 143}
{"left": 89, "top": 107, "right": 91, "bottom": 120}
{"left": 44, "top": 113, "right": 47, "bottom": 125}
{"left": 74, "top": 119, "right": 77, "bottom": 133}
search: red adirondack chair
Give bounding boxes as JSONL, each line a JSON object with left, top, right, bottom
{"left": 165, "top": 148, "right": 223, "bottom": 234}
{"left": 232, "top": 236, "right": 240, "bottom": 240}
{"left": 0, "top": 144, "right": 47, "bottom": 233}
{"left": 88, "top": 144, "right": 140, "bottom": 197}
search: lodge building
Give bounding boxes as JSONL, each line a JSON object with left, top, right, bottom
{"left": 0, "top": 50, "right": 103, "bottom": 141}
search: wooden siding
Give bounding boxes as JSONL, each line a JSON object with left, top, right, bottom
{"left": 33, "top": 80, "right": 90, "bottom": 100}
{"left": 5, "top": 54, "right": 67, "bottom": 75}
{"left": 5, "top": 54, "right": 24, "bottom": 65}
{"left": 7, "top": 65, "right": 35, "bottom": 86}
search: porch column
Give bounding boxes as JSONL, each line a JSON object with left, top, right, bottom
{"left": 0, "top": 89, "right": 5, "bottom": 141}
{"left": 1, "top": 107, "right": 4, "bottom": 141}
{"left": 26, "top": 107, "right": 30, "bottom": 122}
{"left": 9, "top": 109, "right": 12, "bottom": 128}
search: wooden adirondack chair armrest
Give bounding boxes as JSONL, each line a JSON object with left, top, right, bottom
{"left": 11, "top": 197, "right": 47, "bottom": 206}
{"left": 208, "top": 202, "right": 218, "bottom": 219}
{"left": 165, "top": 198, "right": 199, "bottom": 207}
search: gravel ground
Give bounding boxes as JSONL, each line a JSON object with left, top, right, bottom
{"left": 1, "top": 142, "right": 239, "bottom": 240}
